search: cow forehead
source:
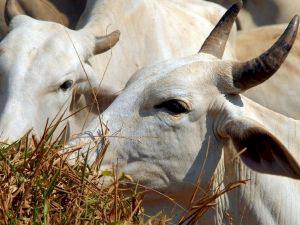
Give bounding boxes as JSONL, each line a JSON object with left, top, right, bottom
{"left": 125, "top": 54, "right": 223, "bottom": 97}
{"left": 0, "top": 20, "right": 89, "bottom": 82}
{"left": 9, "top": 15, "right": 65, "bottom": 39}
{"left": 3, "top": 16, "right": 88, "bottom": 59}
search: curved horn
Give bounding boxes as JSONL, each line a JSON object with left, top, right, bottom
{"left": 5, "top": 0, "right": 24, "bottom": 24}
{"left": 199, "top": 1, "right": 242, "bottom": 58}
{"left": 231, "top": 16, "right": 299, "bottom": 92}
{"left": 94, "top": 30, "right": 120, "bottom": 55}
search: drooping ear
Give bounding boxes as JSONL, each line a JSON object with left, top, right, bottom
{"left": 219, "top": 118, "right": 300, "bottom": 179}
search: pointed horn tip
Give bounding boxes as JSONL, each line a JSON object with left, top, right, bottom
{"left": 231, "top": 1, "right": 243, "bottom": 11}
{"left": 96, "top": 30, "right": 120, "bottom": 40}
{"left": 198, "top": 0, "right": 242, "bottom": 57}
{"left": 291, "top": 15, "right": 299, "bottom": 28}
{"left": 110, "top": 30, "right": 121, "bottom": 40}
{"left": 112, "top": 30, "right": 121, "bottom": 37}
{"left": 283, "top": 15, "right": 299, "bottom": 40}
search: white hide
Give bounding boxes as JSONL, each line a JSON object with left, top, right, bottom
{"left": 72, "top": 53, "right": 300, "bottom": 225}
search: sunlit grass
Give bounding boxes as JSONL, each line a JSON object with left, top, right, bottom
{"left": 0, "top": 121, "right": 149, "bottom": 225}
{"left": 0, "top": 120, "right": 245, "bottom": 225}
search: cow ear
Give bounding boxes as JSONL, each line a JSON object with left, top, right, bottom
{"left": 219, "top": 118, "right": 300, "bottom": 179}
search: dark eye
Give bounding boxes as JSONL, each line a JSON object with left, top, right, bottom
{"left": 154, "top": 99, "right": 189, "bottom": 115}
{"left": 60, "top": 80, "right": 73, "bottom": 91}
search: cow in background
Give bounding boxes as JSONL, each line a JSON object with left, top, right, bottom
{"left": 208, "top": 0, "right": 300, "bottom": 30}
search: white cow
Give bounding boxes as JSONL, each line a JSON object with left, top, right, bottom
{"left": 208, "top": 0, "right": 300, "bottom": 30}
{"left": 73, "top": 3, "right": 300, "bottom": 224}
{"left": 0, "top": 15, "right": 119, "bottom": 140}
{"left": 0, "top": 0, "right": 234, "bottom": 141}
{"left": 0, "top": 0, "right": 87, "bottom": 37}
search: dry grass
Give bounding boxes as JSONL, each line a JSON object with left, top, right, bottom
{"left": 0, "top": 120, "right": 147, "bottom": 225}
{"left": 0, "top": 120, "right": 245, "bottom": 225}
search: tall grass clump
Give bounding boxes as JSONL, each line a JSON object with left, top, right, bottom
{"left": 0, "top": 120, "right": 245, "bottom": 225}
{"left": 0, "top": 120, "right": 151, "bottom": 225}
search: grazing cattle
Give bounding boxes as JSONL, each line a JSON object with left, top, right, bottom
{"left": 0, "top": 7, "right": 120, "bottom": 140}
{"left": 73, "top": 3, "right": 300, "bottom": 224}
{"left": 208, "top": 0, "right": 300, "bottom": 29}
{"left": 0, "top": 0, "right": 235, "bottom": 141}
{"left": 237, "top": 24, "right": 300, "bottom": 119}
{"left": 0, "top": 0, "right": 87, "bottom": 36}
{"left": 9, "top": 0, "right": 300, "bottom": 122}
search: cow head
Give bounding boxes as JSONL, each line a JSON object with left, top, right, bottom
{"left": 0, "top": 3, "right": 120, "bottom": 141}
{"left": 76, "top": 2, "right": 300, "bottom": 199}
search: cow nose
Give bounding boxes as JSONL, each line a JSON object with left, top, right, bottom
{"left": 0, "top": 126, "right": 30, "bottom": 143}
{"left": 0, "top": 110, "right": 33, "bottom": 143}
{"left": 0, "top": 116, "right": 35, "bottom": 142}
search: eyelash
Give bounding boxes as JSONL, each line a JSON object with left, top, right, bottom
{"left": 154, "top": 99, "right": 189, "bottom": 115}
{"left": 60, "top": 80, "right": 73, "bottom": 92}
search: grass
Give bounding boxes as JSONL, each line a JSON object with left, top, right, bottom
{"left": 0, "top": 119, "right": 246, "bottom": 225}
{"left": 0, "top": 120, "right": 147, "bottom": 225}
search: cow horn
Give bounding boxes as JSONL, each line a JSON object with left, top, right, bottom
{"left": 93, "top": 30, "right": 120, "bottom": 55}
{"left": 231, "top": 16, "right": 299, "bottom": 92}
{"left": 199, "top": 1, "right": 242, "bottom": 58}
{"left": 5, "top": 0, "right": 24, "bottom": 23}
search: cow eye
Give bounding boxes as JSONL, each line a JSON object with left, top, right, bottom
{"left": 60, "top": 80, "right": 73, "bottom": 91}
{"left": 154, "top": 99, "right": 189, "bottom": 115}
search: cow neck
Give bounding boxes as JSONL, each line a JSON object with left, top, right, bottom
{"left": 219, "top": 96, "right": 300, "bottom": 225}
{"left": 76, "top": 0, "right": 131, "bottom": 36}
